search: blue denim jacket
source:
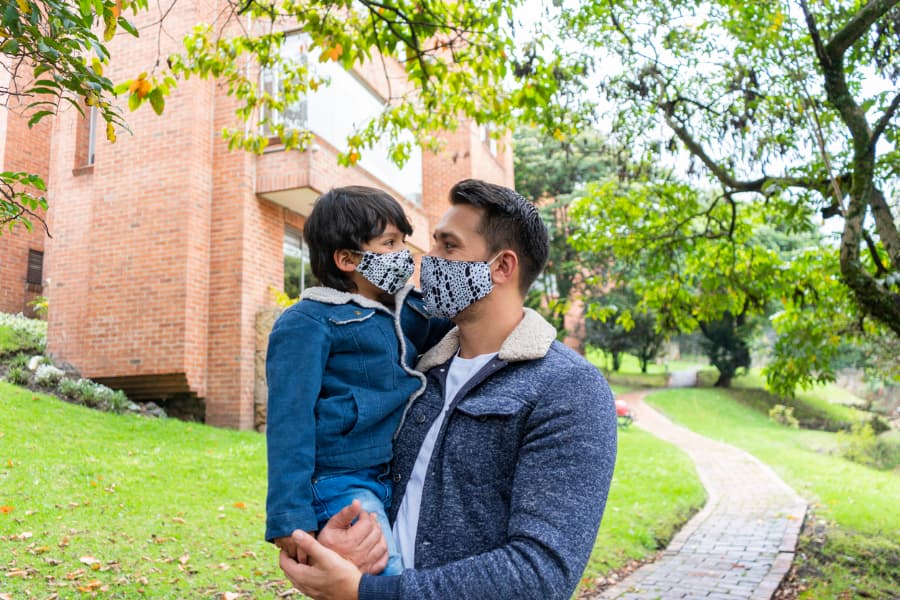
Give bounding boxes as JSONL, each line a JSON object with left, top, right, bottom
{"left": 265, "top": 286, "right": 449, "bottom": 541}
{"left": 358, "top": 309, "right": 618, "bottom": 599}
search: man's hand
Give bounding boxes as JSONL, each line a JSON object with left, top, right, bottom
{"left": 280, "top": 530, "right": 362, "bottom": 600}
{"left": 316, "top": 499, "right": 389, "bottom": 575}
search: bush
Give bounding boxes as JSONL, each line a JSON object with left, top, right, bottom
{"left": 837, "top": 423, "right": 900, "bottom": 470}
{"left": 34, "top": 364, "right": 65, "bottom": 386}
{"left": 57, "top": 378, "right": 80, "bottom": 398}
{"left": 769, "top": 404, "right": 799, "bottom": 428}
{"left": 0, "top": 313, "right": 47, "bottom": 354}
{"left": 4, "top": 366, "right": 30, "bottom": 386}
{"left": 7, "top": 352, "right": 30, "bottom": 369}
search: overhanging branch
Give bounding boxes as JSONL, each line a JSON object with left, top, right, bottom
{"left": 826, "top": 0, "right": 900, "bottom": 60}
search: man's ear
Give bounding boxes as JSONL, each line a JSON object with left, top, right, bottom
{"left": 334, "top": 249, "right": 360, "bottom": 273}
{"left": 491, "top": 250, "right": 519, "bottom": 286}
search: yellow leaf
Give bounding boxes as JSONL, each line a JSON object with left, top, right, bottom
{"left": 0, "top": 505, "right": 13, "bottom": 514}
{"left": 137, "top": 79, "right": 152, "bottom": 99}
{"left": 327, "top": 43, "right": 343, "bottom": 62}
{"left": 106, "top": 122, "right": 116, "bottom": 143}
{"left": 553, "top": 128, "right": 565, "bottom": 141}
{"left": 16, "top": 0, "right": 29, "bottom": 15}
{"left": 347, "top": 151, "right": 360, "bottom": 165}
{"left": 233, "top": 502, "right": 246, "bottom": 509}
{"left": 112, "top": 0, "right": 121, "bottom": 19}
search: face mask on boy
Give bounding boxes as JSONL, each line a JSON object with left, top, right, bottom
{"left": 420, "top": 253, "right": 501, "bottom": 318}
{"left": 353, "top": 248, "right": 415, "bottom": 295}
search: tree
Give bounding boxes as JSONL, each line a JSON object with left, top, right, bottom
{"left": 1, "top": 0, "right": 151, "bottom": 233}
{"left": 585, "top": 285, "right": 665, "bottom": 374}
{"left": 698, "top": 312, "right": 752, "bottom": 388}
{"left": 559, "top": 0, "right": 900, "bottom": 392}
{"left": 514, "top": 127, "right": 616, "bottom": 343}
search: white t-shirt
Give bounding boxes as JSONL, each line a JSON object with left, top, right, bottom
{"left": 392, "top": 351, "right": 497, "bottom": 568}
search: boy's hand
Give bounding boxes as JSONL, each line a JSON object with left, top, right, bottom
{"left": 274, "top": 532, "right": 313, "bottom": 564}
{"left": 317, "top": 500, "right": 389, "bottom": 575}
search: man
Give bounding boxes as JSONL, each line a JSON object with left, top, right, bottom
{"left": 279, "top": 179, "right": 618, "bottom": 599}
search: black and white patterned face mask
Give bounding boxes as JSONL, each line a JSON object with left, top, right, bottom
{"left": 353, "top": 248, "right": 415, "bottom": 295}
{"left": 420, "top": 253, "right": 500, "bottom": 318}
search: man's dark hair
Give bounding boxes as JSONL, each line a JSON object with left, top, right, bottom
{"left": 449, "top": 179, "right": 549, "bottom": 295}
{"left": 304, "top": 186, "right": 413, "bottom": 292}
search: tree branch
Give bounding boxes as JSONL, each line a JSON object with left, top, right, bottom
{"left": 826, "top": 0, "right": 900, "bottom": 60}
{"left": 872, "top": 91, "right": 900, "bottom": 144}
{"left": 869, "top": 187, "right": 900, "bottom": 271}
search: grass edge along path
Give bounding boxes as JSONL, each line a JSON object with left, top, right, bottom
{"left": 645, "top": 387, "right": 900, "bottom": 599}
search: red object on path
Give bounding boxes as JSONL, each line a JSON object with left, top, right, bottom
{"left": 615, "top": 399, "right": 633, "bottom": 428}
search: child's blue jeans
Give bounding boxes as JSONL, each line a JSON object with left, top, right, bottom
{"left": 311, "top": 465, "right": 403, "bottom": 576}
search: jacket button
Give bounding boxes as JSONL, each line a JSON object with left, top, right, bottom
{"left": 478, "top": 415, "right": 488, "bottom": 422}
{"left": 415, "top": 413, "right": 426, "bottom": 424}
{"left": 392, "top": 473, "right": 402, "bottom": 483}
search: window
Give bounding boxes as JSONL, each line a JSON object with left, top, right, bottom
{"left": 260, "top": 32, "right": 309, "bottom": 138}
{"left": 480, "top": 124, "right": 499, "bottom": 157}
{"left": 26, "top": 249, "right": 43, "bottom": 285}
{"left": 74, "top": 104, "right": 98, "bottom": 168}
{"left": 284, "top": 227, "right": 314, "bottom": 298}
{"left": 87, "top": 105, "right": 98, "bottom": 165}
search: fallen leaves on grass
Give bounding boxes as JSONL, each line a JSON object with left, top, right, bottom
{"left": 0, "top": 505, "right": 13, "bottom": 514}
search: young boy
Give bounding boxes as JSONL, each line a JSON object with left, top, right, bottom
{"left": 265, "top": 186, "right": 448, "bottom": 576}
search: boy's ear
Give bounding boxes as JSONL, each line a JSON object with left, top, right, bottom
{"left": 334, "top": 249, "right": 360, "bottom": 273}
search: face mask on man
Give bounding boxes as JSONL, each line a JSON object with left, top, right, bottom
{"left": 420, "top": 253, "right": 501, "bottom": 318}
{"left": 353, "top": 248, "right": 415, "bottom": 295}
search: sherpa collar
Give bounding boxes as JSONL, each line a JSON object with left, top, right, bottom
{"left": 416, "top": 307, "right": 557, "bottom": 373}
{"left": 301, "top": 285, "right": 413, "bottom": 313}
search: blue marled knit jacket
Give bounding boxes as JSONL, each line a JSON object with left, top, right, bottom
{"left": 358, "top": 308, "right": 618, "bottom": 600}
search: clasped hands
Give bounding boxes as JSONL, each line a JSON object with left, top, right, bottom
{"left": 273, "top": 500, "right": 389, "bottom": 600}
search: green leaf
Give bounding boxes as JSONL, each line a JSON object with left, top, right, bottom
{"left": 27, "top": 110, "right": 54, "bottom": 128}
{"left": 118, "top": 16, "right": 138, "bottom": 37}
{"left": 3, "top": 4, "right": 19, "bottom": 29}
{"left": 148, "top": 87, "right": 164, "bottom": 115}
{"left": 128, "top": 92, "right": 141, "bottom": 111}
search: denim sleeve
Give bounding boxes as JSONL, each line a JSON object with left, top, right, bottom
{"left": 358, "top": 364, "right": 618, "bottom": 600}
{"left": 265, "top": 308, "right": 330, "bottom": 541}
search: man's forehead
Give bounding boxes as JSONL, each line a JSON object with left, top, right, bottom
{"left": 435, "top": 204, "right": 483, "bottom": 236}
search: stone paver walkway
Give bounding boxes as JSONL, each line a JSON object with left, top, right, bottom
{"left": 597, "top": 388, "right": 807, "bottom": 600}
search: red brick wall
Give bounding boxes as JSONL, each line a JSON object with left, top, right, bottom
{"left": 46, "top": 1, "right": 215, "bottom": 394}
{"left": 0, "top": 74, "right": 52, "bottom": 316}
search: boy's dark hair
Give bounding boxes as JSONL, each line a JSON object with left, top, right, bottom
{"left": 304, "top": 186, "right": 413, "bottom": 292}
{"left": 449, "top": 179, "right": 549, "bottom": 296}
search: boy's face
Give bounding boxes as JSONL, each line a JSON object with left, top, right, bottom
{"left": 360, "top": 222, "right": 407, "bottom": 254}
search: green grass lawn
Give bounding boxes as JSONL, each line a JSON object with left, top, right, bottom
{"left": 1, "top": 381, "right": 705, "bottom": 598}
{"left": 1, "top": 382, "right": 283, "bottom": 599}
{"left": 645, "top": 388, "right": 900, "bottom": 598}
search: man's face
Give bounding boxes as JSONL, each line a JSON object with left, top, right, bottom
{"left": 429, "top": 204, "right": 489, "bottom": 261}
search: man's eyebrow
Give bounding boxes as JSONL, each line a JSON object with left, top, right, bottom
{"left": 432, "top": 230, "right": 457, "bottom": 241}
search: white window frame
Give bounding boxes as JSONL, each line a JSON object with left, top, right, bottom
{"left": 260, "top": 32, "right": 309, "bottom": 138}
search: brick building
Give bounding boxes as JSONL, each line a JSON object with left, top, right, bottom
{"left": 0, "top": 78, "right": 52, "bottom": 319}
{"left": 0, "top": 8, "right": 512, "bottom": 429}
